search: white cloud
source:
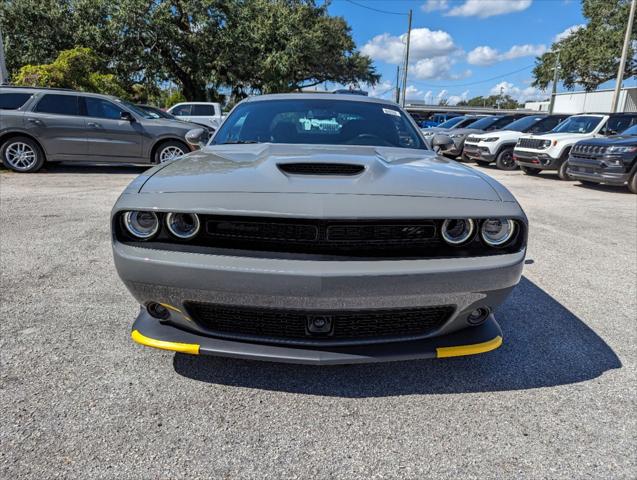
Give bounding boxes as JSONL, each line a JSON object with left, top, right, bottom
{"left": 365, "top": 80, "right": 394, "bottom": 98}
{"left": 467, "top": 44, "right": 546, "bottom": 66}
{"left": 424, "top": 90, "right": 433, "bottom": 103}
{"left": 490, "top": 81, "right": 548, "bottom": 102}
{"left": 411, "top": 57, "right": 452, "bottom": 80}
{"left": 447, "top": 90, "right": 470, "bottom": 105}
{"left": 361, "top": 27, "right": 457, "bottom": 65}
{"left": 405, "top": 85, "right": 425, "bottom": 100}
{"left": 421, "top": 0, "right": 449, "bottom": 12}
{"left": 553, "top": 24, "right": 585, "bottom": 43}
{"left": 436, "top": 90, "right": 448, "bottom": 102}
{"left": 448, "top": 0, "right": 532, "bottom": 18}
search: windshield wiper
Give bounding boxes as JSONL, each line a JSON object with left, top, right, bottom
{"left": 220, "top": 140, "right": 261, "bottom": 144}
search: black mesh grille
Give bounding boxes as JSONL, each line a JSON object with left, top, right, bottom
{"left": 517, "top": 138, "right": 546, "bottom": 149}
{"left": 205, "top": 217, "right": 437, "bottom": 253}
{"left": 184, "top": 302, "right": 454, "bottom": 345}
{"left": 278, "top": 163, "right": 364, "bottom": 175}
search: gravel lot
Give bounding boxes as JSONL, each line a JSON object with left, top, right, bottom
{"left": 1, "top": 162, "right": 635, "bottom": 479}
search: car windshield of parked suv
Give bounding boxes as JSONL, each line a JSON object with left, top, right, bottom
{"left": 137, "top": 105, "right": 175, "bottom": 120}
{"left": 437, "top": 116, "right": 467, "bottom": 128}
{"left": 464, "top": 116, "right": 505, "bottom": 130}
{"left": 212, "top": 99, "right": 427, "bottom": 149}
{"left": 116, "top": 100, "right": 156, "bottom": 119}
{"left": 620, "top": 124, "right": 637, "bottom": 136}
{"left": 501, "top": 116, "right": 547, "bottom": 132}
{"left": 551, "top": 115, "right": 602, "bottom": 134}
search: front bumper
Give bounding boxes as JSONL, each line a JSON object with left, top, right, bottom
{"left": 513, "top": 150, "right": 559, "bottom": 170}
{"left": 131, "top": 308, "right": 503, "bottom": 364}
{"left": 568, "top": 156, "right": 631, "bottom": 185}
{"left": 114, "top": 241, "right": 524, "bottom": 363}
{"left": 464, "top": 144, "right": 495, "bottom": 161}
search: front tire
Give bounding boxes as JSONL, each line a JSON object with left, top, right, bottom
{"left": 628, "top": 171, "right": 637, "bottom": 194}
{"left": 495, "top": 147, "right": 517, "bottom": 170}
{"left": 1, "top": 137, "right": 45, "bottom": 173}
{"left": 558, "top": 160, "right": 571, "bottom": 180}
{"left": 154, "top": 140, "right": 188, "bottom": 164}
{"left": 521, "top": 166, "right": 541, "bottom": 175}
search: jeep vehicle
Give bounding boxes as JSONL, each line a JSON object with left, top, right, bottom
{"left": 513, "top": 113, "right": 637, "bottom": 180}
{"left": 463, "top": 114, "right": 569, "bottom": 170}
{"left": 0, "top": 87, "right": 200, "bottom": 173}
{"left": 567, "top": 123, "right": 637, "bottom": 193}
{"left": 433, "top": 114, "right": 528, "bottom": 159}
{"left": 421, "top": 115, "right": 488, "bottom": 146}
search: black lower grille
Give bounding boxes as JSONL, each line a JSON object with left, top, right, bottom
{"left": 184, "top": 302, "right": 454, "bottom": 346}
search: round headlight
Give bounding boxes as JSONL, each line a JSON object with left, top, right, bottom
{"left": 481, "top": 218, "right": 516, "bottom": 246}
{"left": 166, "top": 212, "right": 200, "bottom": 239}
{"left": 441, "top": 219, "right": 475, "bottom": 245}
{"left": 124, "top": 211, "right": 159, "bottom": 239}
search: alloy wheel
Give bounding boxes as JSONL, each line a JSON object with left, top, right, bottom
{"left": 159, "top": 146, "right": 185, "bottom": 163}
{"left": 5, "top": 142, "right": 37, "bottom": 171}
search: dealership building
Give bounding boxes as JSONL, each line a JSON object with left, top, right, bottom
{"left": 525, "top": 86, "right": 637, "bottom": 114}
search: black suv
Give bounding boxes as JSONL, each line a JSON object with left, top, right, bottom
{"left": 568, "top": 123, "right": 637, "bottom": 193}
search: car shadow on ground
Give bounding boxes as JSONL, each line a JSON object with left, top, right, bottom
{"left": 39, "top": 162, "right": 150, "bottom": 175}
{"left": 172, "top": 276, "right": 621, "bottom": 397}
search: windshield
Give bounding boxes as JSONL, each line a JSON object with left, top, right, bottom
{"left": 465, "top": 116, "right": 503, "bottom": 130}
{"left": 551, "top": 116, "right": 603, "bottom": 134}
{"left": 118, "top": 100, "right": 156, "bottom": 119}
{"left": 138, "top": 105, "right": 174, "bottom": 120}
{"left": 212, "top": 99, "right": 427, "bottom": 149}
{"left": 621, "top": 124, "right": 637, "bottom": 136}
{"left": 502, "top": 116, "right": 545, "bottom": 132}
{"left": 437, "top": 116, "right": 466, "bottom": 128}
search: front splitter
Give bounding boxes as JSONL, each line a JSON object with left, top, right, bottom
{"left": 131, "top": 309, "right": 503, "bottom": 365}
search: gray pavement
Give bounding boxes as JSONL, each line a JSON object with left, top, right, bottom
{"left": 1, "top": 162, "right": 635, "bottom": 479}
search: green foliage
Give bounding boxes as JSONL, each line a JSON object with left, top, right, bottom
{"left": 533, "top": 0, "right": 637, "bottom": 91}
{"left": 457, "top": 95, "right": 523, "bottom": 109}
{"left": 0, "top": 0, "right": 378, "bottom": 101}
{"left": 12, "top": 47, "right": 127, "bottom": 97}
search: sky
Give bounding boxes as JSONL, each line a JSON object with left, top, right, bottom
{"left": 322, "top": 0, "right": 636, "bottom": 105}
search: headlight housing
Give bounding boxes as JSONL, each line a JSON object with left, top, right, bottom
{"left": 166, "top": 212, "right": 201, "bottom": 239}
{"left": 540, "top": 140, "right": 551, "bottom": 149}
{"left": 481, "top": 218, "right": 516, "bottom": 247}
{"left": 124, "top": 211, "right": 159, "bottom": 239}
{"left": 482, "top": 137, "right": 499, "bottom": 142}
{"left": 449, "top": 133, "right": 464, "bottom": 139}
{"left": 441, "top": 219, "right": 475, "bottom": 245}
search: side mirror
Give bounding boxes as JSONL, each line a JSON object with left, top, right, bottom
{"left": 431, "top": 134, "right": 453, "bottom": 153}
{"left": 120, "top": 111, "right": 135, "bottom": 122}
{"left": 185, "top": 128, "right": 209, "bottom": 148}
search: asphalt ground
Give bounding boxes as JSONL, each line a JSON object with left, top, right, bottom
{"left": 1, "top": 161, "right": 635, "bottom": 479}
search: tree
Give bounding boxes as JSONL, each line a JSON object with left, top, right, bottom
{"left": 13, "top": 47, "right": 127, "bottom": 97}
{"left": 533, "top": 0, "right": 637, "bottom": 91}
{"left": 0, "top": 0, "right": 379, "bottom": 101}
{"left": 457, "top": 95, "right": 522, "bottom": 109}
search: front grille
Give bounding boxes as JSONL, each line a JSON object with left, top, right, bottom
{"left": 465, "top": 137, "right": 481, "bottom": 144}
{"left": 517, "top": 138, "right": 546, "bottom": 149}
{"left": 205, "top": 217, "right": 437, "bottom": 254}
{"left": 184, "top": 302, "right": 454, "bottom": 345}
{"left": 278, "top": 163, "right": 364, "bottom": 175}
{"left": 571, "top": 144, "right": 606, "bottom": 157}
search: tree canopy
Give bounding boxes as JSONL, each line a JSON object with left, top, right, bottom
{"left": 533, "top": 0, "right": 636, "bottom": 91}
{"left": 0, "top": 0, "right": 379, "bottom": 101}
{"left": 457, "top": 95, "right": 524, "bottom": 109}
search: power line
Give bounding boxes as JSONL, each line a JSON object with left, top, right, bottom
{"left": 416, "top": 64, "right": 535, "bottom": 88}
{"left": 342, "top": 0, "right": 408, "bottom": 16}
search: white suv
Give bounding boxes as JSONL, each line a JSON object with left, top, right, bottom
{"left": 464, "top": 114, "right": 569, "bottom": 170}
{"left": 167, "top": 102, "right": 224, "bottom": 130}
{"left": 513, "top": 114, "right": 618, "bottom": 179}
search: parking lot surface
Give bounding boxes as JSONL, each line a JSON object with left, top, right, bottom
{"left": 1, "top": 163, "right": 635, "bottom": 479}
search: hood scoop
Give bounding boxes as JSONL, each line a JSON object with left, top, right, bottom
{"left": 277, "top": 162, "right": 365, "bottom": 176}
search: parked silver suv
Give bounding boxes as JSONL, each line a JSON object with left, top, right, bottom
{"left": 0, "top": 87, "right": 200, "bottom": 173}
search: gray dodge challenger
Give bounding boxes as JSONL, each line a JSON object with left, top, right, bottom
{"left": 112, "top": 94, "right": 527, "bottom": 364}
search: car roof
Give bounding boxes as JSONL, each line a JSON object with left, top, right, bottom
{"left": 242, "top": 93, "right": 399, "bottom": 106}
{"left": 0, "top": 86, "right": 119, "bottom": 101}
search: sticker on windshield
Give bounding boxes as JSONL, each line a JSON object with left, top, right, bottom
{"left": 383, "top": 108, "right": 401, "bottom": 117}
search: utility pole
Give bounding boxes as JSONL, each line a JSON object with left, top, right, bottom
{"left": 610, "top": 0, "right": 636, "bottom": 113}
{"left": 395, "top": 65, "right": 401, "bottom": 104}
{"left": 498, "top": 86, "right": 504, "bottom": 109}
{"left": 0, "top": 25, "right": 8, "bottom": 85}
{"left": 400, "top": 9, "right": 412, "bottom": 107}
{"left": 548, "top": 50, "right": 560, "bottom": 114}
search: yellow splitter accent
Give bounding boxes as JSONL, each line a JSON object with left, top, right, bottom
{"left": 436, "top": 335, "right": 503, "bottom": 358}
{"left": 131, "top": 330, "right": 200, "bottom": 355}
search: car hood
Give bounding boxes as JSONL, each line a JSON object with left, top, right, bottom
{"left": 444, "top": 128, "right": 484, "bottom": 136}
{"left": 575, "top": 135, "right": 637, "bottom": 147}
{"left": 471, "top": 130, "right": 521, "bottom": 141}
{"left": 142, "top": 118, "right": 200, "bottom": 129}
{"left": 523, "top": 132, "right": 594, "bottom": 141}
{"left": 139, "top": 144, "right": 503, "bottom": 201}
